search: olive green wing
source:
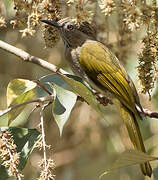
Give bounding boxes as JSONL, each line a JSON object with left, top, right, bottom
{"left": 78, "top": 41, "right": 152, "bottom": 176}
{"left": 79, "top": 41, "right": 137, "bottom": 114}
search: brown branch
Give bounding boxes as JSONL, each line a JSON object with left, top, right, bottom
{"left": 142, "top": 108, "right": 158, "bottom": 119}
{"left": 0, "top": 39, "right": 158, "bottom": 119}
{"left": 0, "top": 40, "right": 67, "bottom": 75}
{"left": 136, "top": 106, "right": 158, "bottom": 119}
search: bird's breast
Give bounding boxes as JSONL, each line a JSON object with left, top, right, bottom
{"left": 64, "top": 46, "right": 110, "bottom": 95}
{"left": 65, "top": 46, "right": 89, "bottom": 81}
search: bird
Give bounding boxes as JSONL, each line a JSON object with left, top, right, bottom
{"left": 41, "top": 17, "right": 152, "bottom": 177}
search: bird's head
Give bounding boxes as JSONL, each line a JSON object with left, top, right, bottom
{"left": 41, "top": 17, "right": 96, "bottom": 48}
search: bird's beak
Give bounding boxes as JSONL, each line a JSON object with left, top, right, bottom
{"left": 40, "top": 20, "right": 60, "bottom": 28}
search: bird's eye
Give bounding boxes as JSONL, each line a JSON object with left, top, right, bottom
{"left": 67, "top": 24, "right": 74, "bottom": 31}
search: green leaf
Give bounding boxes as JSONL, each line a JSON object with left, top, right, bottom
{"left": 40, "top": 74, "right": 109, "bottom": 124}
{"left": 0, "top": 127, "right": 41, "bottom": 178}
{"left": 7, "top": 79, "right": 37, "bottom": 125}
{"left": 9, "top": 105, "right": 35, "bottom": 127}
{"left": 100, "top": 149, "right": 158, "bottom": 178}
{"left": 0, "top": 113, "right": 8, "bottom": 127}
{"left": 52, "top": 84, "right": 77, "bottom": 136}
{"left": 59, "top": 74, "right": 108, "bottom": 121}
{"left": 40, "top": 74, "right": 77, "bottom": 135}
{"left": 40, "top": 74, "right": 71, "bottom": 91}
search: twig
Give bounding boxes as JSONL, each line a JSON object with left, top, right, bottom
{"left": 40, "top": 105, "right": 47, "bottom": 178}
{"left": 136, "top": 106, "right": 158, "bottom": 118}
{"left": 25, "top": 102, "right": 52, "bottom": 123}
{"left": 0, "top": 95, "right": 55, "bottom": 117}
{"left": 33, "top": 79, "right": 53, "bottom": 95}
{"left": 142, "top": 108, "right": 158, "bottom": 119}
{"left": 39, "top": 103, "right": 55, "bottom": 180}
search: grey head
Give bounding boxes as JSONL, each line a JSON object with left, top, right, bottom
{"left": 41, "top": 17, "right": 96, "bottom": 48}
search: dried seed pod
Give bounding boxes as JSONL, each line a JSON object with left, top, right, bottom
{"left": 137, "top": 31, "right": 158, "bottom": 98}
{"left": 121, "top": 1, "right": 143, "bottom": 31}
{"left": 0, "top": 131, "right": 23, "bottom": 178}
{"left": 42, "top": 24, "right": 60, "bottom": 48}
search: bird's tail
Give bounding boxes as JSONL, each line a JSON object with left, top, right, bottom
{"left": 120, "top": 106, "right": 152, "bottom": 177}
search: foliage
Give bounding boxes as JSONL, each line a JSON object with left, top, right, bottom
{"left": 100, "top": 150, "right": 158, "bottom": 178}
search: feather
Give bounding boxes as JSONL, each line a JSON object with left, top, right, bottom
{"left": 78, "top": 40, "right": 152, "bottom": 177}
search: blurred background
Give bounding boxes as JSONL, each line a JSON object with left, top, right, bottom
{"left": 0, "top": 0, "right": 158, "bottom": 179}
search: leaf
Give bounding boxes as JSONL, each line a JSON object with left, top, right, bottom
{"left": 39, "top": 74, "right": 77, "bottom": 135}
{"left": 100, "top": 149, "right": 158, "bottom": 178}
{"left": 7, "top": 79, "right": 37, "bottom": 125}
{"left": 40, "top": 74, "right": 71, "bottom": 91}
{"left": 52, "top": 84, "right": 77, "bottom": 135}
{"left": 40, "top": 74, "right": 109, "bottom": 124}
{"left": 59, "top": 74, "right": 108, "bottom": 121}
{"left": 9, "top": 105, "right": 35, "bottom": 127}
{"left": 0, "top": 113, "right": 8, "bottom": 127}
{"left": 7, "top": 79, "right": 37, "bottom": 106}
{"left": 0, "top": 127, "right": 41, "bottom": 178}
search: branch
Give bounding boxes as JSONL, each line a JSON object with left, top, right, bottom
{"left": 142, "top": 108, "right": 158, "bottom": 119}
{"left": 1, "top": 39, "right": 158, "bottom": 119}
{"left": 0, "top": 40, "right": 67, "bottom": 74}
{"left": 136, "top": 106, "right": 158, "bottom": 119}
{"left": 0, "top": 95, "right": 55, "bottom": 117}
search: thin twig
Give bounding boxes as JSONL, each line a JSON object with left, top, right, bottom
{"left": 0, "top": 95, "right": 54, "bottom": 117}
{"left": 142, "top": 108, "right": 158, "bottom": 119}
{"left": 39, "top": 102, "right": 54, "bottom": 180}
{"left": 40, "top": 105, "right": 47, "bottom": 177}
{"left": 137, "top": 106, "right": 158, "bottom": 119}
{"left": 33, "top": 79, "right": 52, "bottom": 95}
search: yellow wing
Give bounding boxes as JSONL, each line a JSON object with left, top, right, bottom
{"left": 78, "top": 40, "right": 152, "bottom": 177}
{"left": 79, "top": 40, "right": 137, "bottom": 114}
